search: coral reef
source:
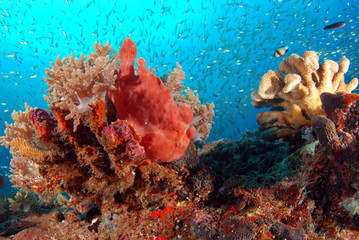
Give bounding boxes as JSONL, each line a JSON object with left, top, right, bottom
{"left": 3, "top": 41, "right": 359, "bottom": 239}
{"left": 300, "top": 92, "right": 359, "bottom": 237}
{"left": 1, "top": 38, "right": 214, "bottom": 214}
{"left": 2, "top": 122, "right": 359, "bottom": 239}
{"left": 194, "top": 92, "right": 359, "bottom": 239}
{"left": 251, "top": 51, "right": 358, "bottom": 138}
{"left": 312, "top": 92, "right": 359, "bottom": 162}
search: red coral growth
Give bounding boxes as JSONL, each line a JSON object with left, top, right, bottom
{"left": 107, "top": 38, "right": 196, "bottom": 163}
{"left": 320, "top": 92, "right": 359, "bottom": 130}
{"left": 151, "top": 206, "right": 174, "bottom": 220}
{"left": 101, "top": 119, "right": 145, "bottom": 162}
{"left": 29, "top": 108, "right": 57, "bottom": 140}
{"left": 52, "top": 108, "right": 74, "bottom": 133}
{"left": 87, "top": 101, "right": 107, "bottom": 134}
{"left": 20, "top": 100, "right": 198, "bottom": 212}
{"left": 321, "top": 92, "right": 359, "bottom": 116}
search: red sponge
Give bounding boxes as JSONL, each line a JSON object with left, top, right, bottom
{"left": 108, "top": 38, "right": 195, "bottom": 163}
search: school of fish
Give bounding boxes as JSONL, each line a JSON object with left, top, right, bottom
{"left": 0, "top": 0, "right": 358, "bottom": 145}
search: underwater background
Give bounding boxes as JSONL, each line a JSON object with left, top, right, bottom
{"left": 0, "top": 0, "right": 358, "bottom": 196}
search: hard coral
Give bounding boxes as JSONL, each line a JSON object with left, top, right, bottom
{"left": 107, "top": 38, "right": 196, "bottom": 163}
{"left": 251, "top": 51, "right": 358, "bottom": 138}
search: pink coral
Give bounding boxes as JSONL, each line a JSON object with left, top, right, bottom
{"left": 107, "top": 38, "right": 196, "bottom": 163}
{"left": 100, "top": 119, "right": 145, "bottom": 163}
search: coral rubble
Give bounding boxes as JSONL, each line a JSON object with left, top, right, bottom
{"left": 251, "top": 51, "right": 358, "bottom": 138}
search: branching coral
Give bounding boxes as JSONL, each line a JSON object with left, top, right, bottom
{"left": 183, "top": 89, "right": 215, "bottom": 143}
{"left": 1, "top": 105, "right": 58, "bottom": 195}
{"left": 251, "top": 51, "right": 358, "bottom": 138}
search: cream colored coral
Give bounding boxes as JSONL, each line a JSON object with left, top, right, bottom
{"left": 10, "top": 138, "right": 51, "bottom": 165}
{"left": 0, "top": 104, "right": 58, "bottom": 198}
{"left": 44, "top": 41, "right": 118, "bottom": 131}
{"left": 1, "top": 103, "right": 34, "bottom": 148}
{"left": 252, "top": 51, "right": 358, "bottom": 137}
{"left": 164, "top": 64, "right": 215, "bottom": 142}
{"left": 184, "top": 88, "right": 215, "bottom": 142}
{"left": 9, "top": 155, "right": 45, "bottom": 192}
{"left": 165, "top": 62, "right": 186, "bottom": 96}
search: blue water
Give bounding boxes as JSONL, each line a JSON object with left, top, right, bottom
{"left": 0, "top": 0, "right": 358, "bottom": 195}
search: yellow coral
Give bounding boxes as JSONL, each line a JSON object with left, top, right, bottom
{"left": 44, "top": 41, "right": 118, "bottom": 131}
{"left": 251, "top": 51, "right": 358, "bottom": 137}
{"left": 10, "top": 138, "right": 51, "bottom": 165}
{"left": 0, "top": 104, "right": 54, "bottom": 163}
